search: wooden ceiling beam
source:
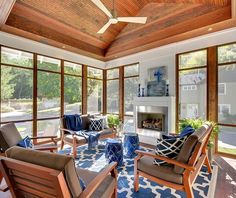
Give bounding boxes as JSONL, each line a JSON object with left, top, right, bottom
{"left": 1, "top": 24, "right": 105, "bottom": 61}
{"left": 104, "top": 18, "right": 236, "bottom": 61}
{"left": 11, "top": 2, "right": 109, "bottom": 49}
{"left": 232, "top": 0, "right": 236, "bottom": 18}
{"left": 116, "top": 3, "right": 201, "bottom": 39}
{"left": 106, "top": 6, "right": 231, "bottom": 57}
{"left": 0, "top": 0, "right": 16, "bottom": 29}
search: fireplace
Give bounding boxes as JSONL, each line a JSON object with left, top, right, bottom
{"left": 137, "top": 112, "right": 165, "bottom": 131}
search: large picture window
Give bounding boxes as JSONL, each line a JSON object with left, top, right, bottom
{"left": 178, "top": 50, "right": 207, "bottom": 120}
{"left": 0, "top": 46, "right": 87, "bottom": 139}
{"left": 107, "top": 68, "right": 119, "bottom": 114}
{"left": 0, "top": 47, "right": 33, "bottom": 136}
{"left": 87, "top": 67, "right": 103, "bottom": 114}
{"left": 124, "top": 64, "right": 139, "bottom": 116}
{"left": 64, "top": 61, "right": 82, "bottom": 114}
{"left": 217, "top": 43, "right": 236, "bottom": 155}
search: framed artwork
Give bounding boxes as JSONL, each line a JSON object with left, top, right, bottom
{"left": 148, "top": 66, "right": 167, "bottom": 82}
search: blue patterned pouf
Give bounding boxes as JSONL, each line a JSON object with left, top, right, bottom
{"left": 105, "top": 139, "right": 123, "bottom": 167}
{"left": 123, "top": 133, "right": 139, "bottom": 158}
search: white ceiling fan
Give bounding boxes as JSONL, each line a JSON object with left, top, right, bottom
{"left": 91, "top": 0, "right": 147, "bottom": 34}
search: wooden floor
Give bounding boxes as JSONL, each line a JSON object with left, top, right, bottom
{"left": 1, "top": 155, "right": 235, "bottom": 198}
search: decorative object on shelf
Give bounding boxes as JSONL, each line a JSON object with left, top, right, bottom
{"left": 138, "top": 84, "right": 141, "bottom": 97}
{"left": 141, "top": 88, "right": 145, "bottom": 97}
{"left": 147, "top": 80, "right": 166, "bottom": 96}
{"left": 148, "top": 66, "right": 167, "bottom": 81}
{"left": 166, "top": 79, "right": 169, "bottom": 96}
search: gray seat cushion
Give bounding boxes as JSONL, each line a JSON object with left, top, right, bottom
{"left": 77, "top": 168, "right": 116, "bottom": 198}
{"left": 64, "top": 134, "right": 87, "bottom": 144}
{"left": 174, "top": 124, "right": 210, "bottom": 174}
{"left": 6, "top": 146, "right": 83, "bottom": 197}
{"left": 0, "top": 123, "right": 22, "bottom": 151}
{"left": 99, "top": 128, "right": 114, "bottom": 137}
{"left": 138, "top": 155, "right": 183, "bottom": 184}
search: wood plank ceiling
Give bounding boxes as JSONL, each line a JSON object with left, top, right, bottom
{"left": 0, "top": 0, "right": 234, "bottom": 61}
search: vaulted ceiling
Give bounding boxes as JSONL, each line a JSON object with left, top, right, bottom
{"left": 0, "top": 0, "right": 235, "bottom": 61}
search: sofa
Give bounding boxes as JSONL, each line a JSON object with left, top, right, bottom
{"left": 60, "top": 114, "right": 116, "bottom": 158}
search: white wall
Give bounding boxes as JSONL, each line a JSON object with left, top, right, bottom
{"left": 106, "top": 27, "right": 236, "bottom": 96}
{"left": 0, "top": 31, "right": 105, "bottom": 68}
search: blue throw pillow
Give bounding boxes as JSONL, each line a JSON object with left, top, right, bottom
{"left": 64, "top": 114, "right": 82, "bottom": 131}
{"left": 179, "top": 125, "right": 195, "bottom": 138}
{"left": 79, "top": 178, "right": 86, "bottom": 190}
{"left": 17, "top": 136, "right": 32, "bottom": 148}
{"left": 162, "top": 125, "right": 194, "bottom": 139}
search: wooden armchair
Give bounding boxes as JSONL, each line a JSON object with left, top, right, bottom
{"left": 134, "top": 124, "right": 213, "bottom": 198}
{"left": 0, "top": 123, "right": 58, "bottom": 153}
{"left": 0, "top": 146, "right": 117, "bottom": 198}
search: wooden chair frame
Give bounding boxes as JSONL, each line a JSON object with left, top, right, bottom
{"left": 31, "top": 135, "right": 58, "bottom": 152}
{"left": 0, "top": 156, "right": 117, "bottom": 198}
{"left": 60, "top": 126, "right": 116, "bottom": 158}
{"left": 134, "top": 125, "right": 213, "bottom": 198}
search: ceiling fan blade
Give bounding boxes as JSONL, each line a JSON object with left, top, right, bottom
{"left": 117, "top": 17, "right": 147, "bottom": 24}
{"left": 97, "top": 20, "right": 112, "bottom": 34}
{"left": 91, "top": 0, "right": 112, "bottom": 18}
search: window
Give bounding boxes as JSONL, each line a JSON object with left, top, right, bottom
{"left": 64, "top": 62, "right": 82, "bottom": 114}
{"left": 107, "top": 68, "right": 119, "bottom": 114}
{"left": 182, "top": 85, "right": 197, "bottom": 91}
{"left": 37, "top": 56, "right": 61, "bottom": 119}
{"left": 124, "top": 64, "right": 139, "bottom": 116}
{"left": 217, "top": 43, "right": 236, "bottom": 155}
{"left": 178, "top": 50, "right": 207, "bottom": 120}
{"left": 218, "top": 83, "right": 226, "bottom": 95}
{"left": 87, "top": 67, "right": 103, "bottom": 114}
{"left": 0, "top": 47, "right": 33, "bottom": 138}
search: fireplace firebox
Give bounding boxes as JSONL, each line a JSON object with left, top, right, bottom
{"left": 137, "top": 112, "right": 165, "bottom": 131}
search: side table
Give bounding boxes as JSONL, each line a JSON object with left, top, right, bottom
{"left": 105, "top": 139, "right": 123, "bottom": 167}
{"left": 123, "top": 133, "right": 139, "bottom": 158}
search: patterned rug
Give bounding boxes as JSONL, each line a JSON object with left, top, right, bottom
{"left": 59, "top": 143, "right": 217, "bottom": 198}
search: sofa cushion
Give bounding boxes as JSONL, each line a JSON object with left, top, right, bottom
{"left": 138, "top": 155, "right": 183, "bottom": 184}
{"left": 99, "top": 128, "right": 114, "bottom": 137}
{"left": 64, "top": 134, "right": 87, "bottom": 144}
{"left": 0, "top": 123, "right": 22, "bottom": 149}
{"left": 6, "top": 146, "right": 83, "bottom": 197}
{"left": 77, "top": 168, "right": 116, "bottom": 198}
{"left": 174, "top": 124, "right": 210, "bottom": 174}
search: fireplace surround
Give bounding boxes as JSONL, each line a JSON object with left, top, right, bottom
{"left": 133, "top": 96, "right": 176, "bottom": 145}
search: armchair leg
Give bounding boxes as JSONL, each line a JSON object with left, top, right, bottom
{"left": 60, "top": 139, "right": 64, "bottom": 150}
{"left": 184, "top": 178, "right": 194, "bottom": 198}
{"left": 134, "top": 158, "right": 139, "bottom": 192}
{"left": 204, "top": 155, "right": 212, "bottom": 174}
{"left": 72, "top": 137, "right": 77, "bottom": 158}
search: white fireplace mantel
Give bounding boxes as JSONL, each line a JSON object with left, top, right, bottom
{"left": 133, "top": 96, "right": 176, "bottom": 145}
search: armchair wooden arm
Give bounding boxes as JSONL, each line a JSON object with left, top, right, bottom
{"left": 30, "top": 135, "right": 57, "bottom": 139}
{"left": 135, "top": 150, "right": 195, "bottom": 171}
{"left": 60, "top": 128, "right": 76, "bottom": 135}
{"left": 30, "top": 135, "right": 58, "bottom": 145}
{"left": 79, "top": 162, "right": 117, "bottom": 198}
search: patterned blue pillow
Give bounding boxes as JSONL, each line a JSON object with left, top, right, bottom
{"left": 154, "top": 136, "right": 187, "bottom": 166}
{"left": 17, "top": 136, "right": 32, "bottom": 148}
{"left": 89, "top": 118, "right": 104, "bottom": 131}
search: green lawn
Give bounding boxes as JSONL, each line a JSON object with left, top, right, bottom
{"left": 218, "top": 147, "right": 236, "bottom": 155}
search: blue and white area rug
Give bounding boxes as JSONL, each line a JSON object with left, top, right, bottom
{"left": 59, "top": 144, "right": 218, "bottom": 198}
